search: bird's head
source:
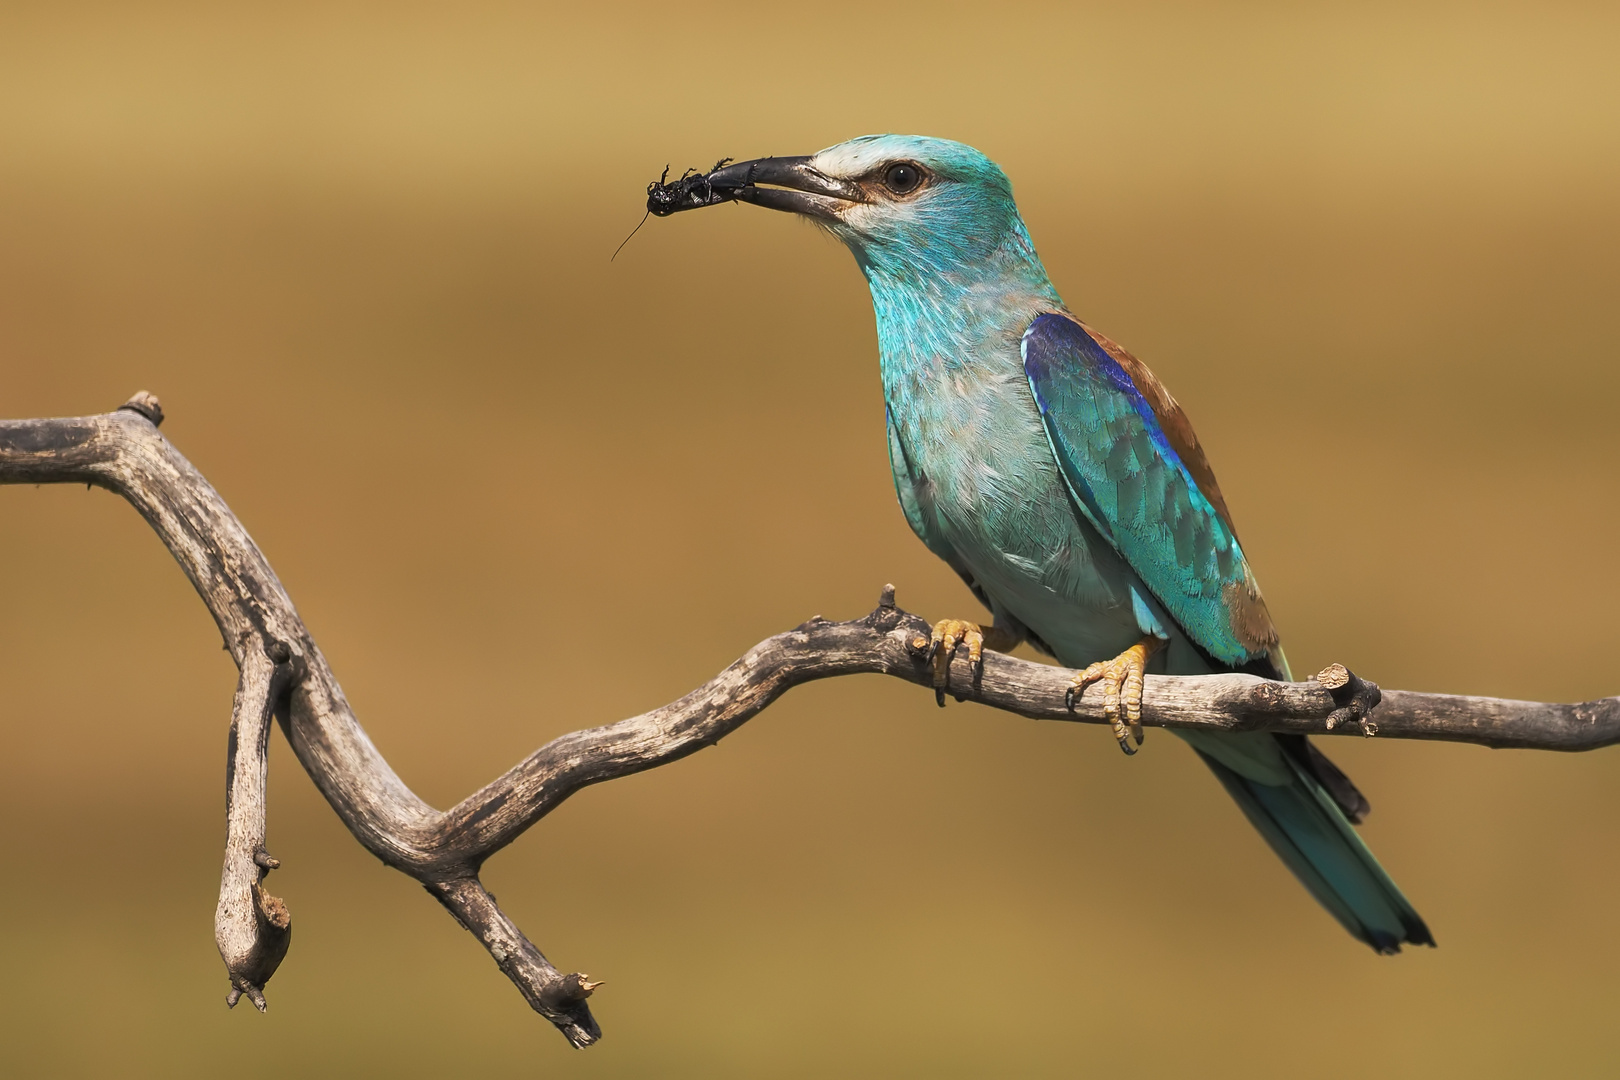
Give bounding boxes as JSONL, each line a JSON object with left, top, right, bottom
{"left": 654, "top": 135, "right": 1043, "bottom": 287}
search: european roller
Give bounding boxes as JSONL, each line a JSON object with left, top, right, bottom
{"left": 650, "top": 135, "right": 1432, "bottom": 954}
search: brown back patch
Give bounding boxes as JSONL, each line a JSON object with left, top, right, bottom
{"left": 1223, "top": 569, "right": 1281, "bottom": 654}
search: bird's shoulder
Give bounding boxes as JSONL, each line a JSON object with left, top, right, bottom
{"left": 1054, "top": 314, "right": 1239, "bottom": 541}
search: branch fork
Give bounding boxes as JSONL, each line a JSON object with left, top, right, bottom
{"left": 5, "top": 394, "right": 1620, "bottom": 1048}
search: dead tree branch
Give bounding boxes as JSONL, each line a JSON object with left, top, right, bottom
{"left": 217, "top": 638, "right": 298, "bottom": 1011}
{"left": 3, "top": 394, "right": 1618, "bottom": 1048}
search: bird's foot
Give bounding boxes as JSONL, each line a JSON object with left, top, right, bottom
{"left": 922, "top": 619, "right": 1021, "bottom": 706}
{"left": 1065, "top": 637, "right": 1163, "bottom": 755}
{"left": 925, "top": 619, "right": 986, "bottom": 707}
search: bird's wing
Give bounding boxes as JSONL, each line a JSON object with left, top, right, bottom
{"left": 1021, "top": 311, "right": 1280, "bottom": 670}
{"left": 1023, "top": 314, "right": 1404, "bottom": 920}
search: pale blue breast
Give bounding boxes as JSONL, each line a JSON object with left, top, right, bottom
{"left": 879, "top": 325, "right": 1141, "bottom": 666}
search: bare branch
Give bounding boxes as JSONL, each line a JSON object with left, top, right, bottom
{"left": 216, "top": 639, "right": 298, "bottom": 1011}
{"left": 425, "top": 879, "right": 602, "bottom": 1048}
{"left": 4, "top": 396, "right": 1618, "bottom": 1046}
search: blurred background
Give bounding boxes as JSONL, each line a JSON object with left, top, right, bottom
{"left": 2, "top": 1, "right": 1618, "bottom": 1076}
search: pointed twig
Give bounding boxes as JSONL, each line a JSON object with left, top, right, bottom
{"left": 424, "top": 879, "right": 601, "bottom": 1048}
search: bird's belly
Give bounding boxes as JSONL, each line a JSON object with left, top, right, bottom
{"left": 963, "top": 515, "right": 1217, "bottom": 675}
{"left": 906, "top": 419, "right": 1145, "bottom": 669}
{"left": 954, "top": 502, "right": 1144, "bottom": 669}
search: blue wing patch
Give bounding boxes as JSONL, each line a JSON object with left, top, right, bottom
{"left": 1021, "top": 313, "right": 1276, "bottom": 666}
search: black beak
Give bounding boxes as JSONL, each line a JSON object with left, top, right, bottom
{"left": 647, "top": 156, "right": 865, "bottom": 221}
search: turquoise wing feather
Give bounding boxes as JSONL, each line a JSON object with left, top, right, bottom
{"left": 1021, "top": 312, "right": 1274, "bottom": 668}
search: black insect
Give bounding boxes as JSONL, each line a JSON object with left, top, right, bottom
{"left": 615, "top": 158, "right": 744, "bottom": 261}
{"left": 646, "top": 159, "right": 740, "bottom": 217}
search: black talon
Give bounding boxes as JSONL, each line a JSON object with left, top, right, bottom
{"left": 1117, "top": 735, "right": 1137, "bottom": 756}
{"left": 1065, "top": 685, "right": 1078, "bottom": 710}
{"left": 934, "top": 687, "right": 947, "bottom": 708}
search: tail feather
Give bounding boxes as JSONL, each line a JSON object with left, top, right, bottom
{"left": 1279, "top": 734, "right": 1371, "bottom": 824}
{"left": 1194, "top": 740, "right": 1434, "bottom": 953}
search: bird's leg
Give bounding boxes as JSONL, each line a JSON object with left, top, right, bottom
{"left": 925, "top": 619, "right": 1022, "bottom": 706}
{"left": 1065, "top": 637, "right": 1164, "bottom": 756}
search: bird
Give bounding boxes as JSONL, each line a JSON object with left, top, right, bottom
{"left": 650, "top": 135, "right": 1432, "bottom": 954}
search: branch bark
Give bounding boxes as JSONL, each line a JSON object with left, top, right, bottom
{"left": 3, "top": 394, "right": 1618, "bottom": 1047}
{"left": 216, "top": 638, "right": 297, "bottom": 1010}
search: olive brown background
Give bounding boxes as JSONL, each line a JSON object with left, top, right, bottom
{"left": 3, "top": 2, "right": 1618, "bottom": 1076}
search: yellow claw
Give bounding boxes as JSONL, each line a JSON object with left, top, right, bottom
{"left": 1065, "top": 637, "right": 1163, "bottom": 755}
{"left": 927, "top": 619, "right": 985, "bottom": 706}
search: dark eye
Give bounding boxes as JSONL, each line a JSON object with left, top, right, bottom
{"left": 881, "top": 162, "right": 924, "bottom": 195}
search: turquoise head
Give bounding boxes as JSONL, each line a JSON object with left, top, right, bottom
{"left": 653, "top": 135, "right": 1062, "bottom": 303}
{"left": 804, "top": 135, "right": 1034, "bottom": 280}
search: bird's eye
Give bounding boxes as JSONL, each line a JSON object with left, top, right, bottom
{"left": 881, "top": 162, "right": 924, "bottom": 195}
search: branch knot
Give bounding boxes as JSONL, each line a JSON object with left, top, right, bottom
{"left": 863, "top": 583, "right": 916, "bottom": 636}
{"left": 117, "top": 391, "right": 165, "bottom": 427}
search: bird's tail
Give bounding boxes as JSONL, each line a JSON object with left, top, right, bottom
{"left": 1191, "top": 736, "right": 1434, "bottom": 953}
